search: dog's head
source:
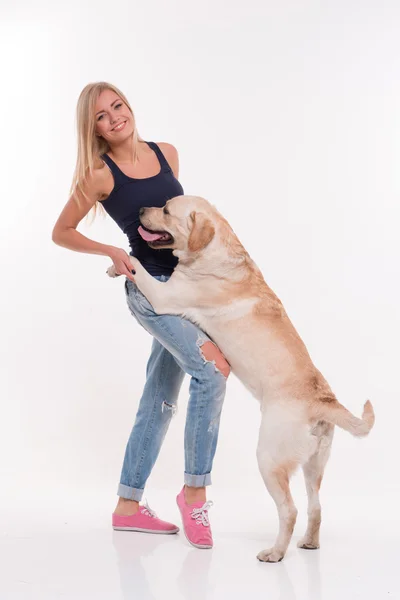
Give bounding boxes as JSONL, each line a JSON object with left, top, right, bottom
{"left": 138, "top": 195, "right": 216, "bottom": 258}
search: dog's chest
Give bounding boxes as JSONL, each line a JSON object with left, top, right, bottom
{"left": 183, "top": 298, "right": 256, "bottom": 337}
{"left": 187, "top": 297, "right": 257, "bottom": 321}
{"left": 184, "top": 301, "right": 265, "bottom": 399}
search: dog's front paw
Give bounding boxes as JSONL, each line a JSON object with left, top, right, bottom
{"left": 106, "top": 264, "right": 119, "bottom": 278}
{"left": 129, "top": 255, "right": 141, "bottom": 272}
{"left": 257, "top": 547, "right": 284, "bottom": 563}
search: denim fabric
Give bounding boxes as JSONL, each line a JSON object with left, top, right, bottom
{"left": 118, "top": 274, "right": 227, "bottom": 502}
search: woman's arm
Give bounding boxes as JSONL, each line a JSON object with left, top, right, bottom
{"left": 52, "top": 168, "right": 135, "bottom": 281}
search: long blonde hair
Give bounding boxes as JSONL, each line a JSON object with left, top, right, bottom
{"left": 69, "top": 81, "right": 143, "bottom": 219}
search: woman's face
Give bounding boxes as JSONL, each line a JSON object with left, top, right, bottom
{"left": 94, "top": 89, "right": 134, "bottom": 144}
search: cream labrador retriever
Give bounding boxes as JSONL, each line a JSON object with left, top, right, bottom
{"left": 107, "top": 195, "right": 375, "bottom": 562}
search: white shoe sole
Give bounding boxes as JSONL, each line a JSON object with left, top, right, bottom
{"left": 113, "top": 526, "right": 179, "bottom": 534}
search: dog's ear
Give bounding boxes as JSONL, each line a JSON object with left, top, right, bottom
{"left": 188, "top": 211, "right": 215, "bottom": 252}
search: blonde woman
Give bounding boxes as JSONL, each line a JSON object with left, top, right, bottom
{"left": 52, "top": 82, "right": 230, "bottom": 549}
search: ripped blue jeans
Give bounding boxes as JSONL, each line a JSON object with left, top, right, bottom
{"left": 118, "top": 274, "right": 227, "bottom": 502}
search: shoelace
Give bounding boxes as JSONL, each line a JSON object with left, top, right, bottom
{"left": 190, "top": 501, "right": 213, "bottom": 526}
{"left": 141, "top": 500, "right": 157, "bottom": 518}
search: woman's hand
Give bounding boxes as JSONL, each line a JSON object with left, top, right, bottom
{"left": 107, "top": 247, "right": 136, "bottom": 282}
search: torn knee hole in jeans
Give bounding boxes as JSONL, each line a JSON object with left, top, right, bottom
{"left": 162, "top": 400, "right": 177, "bottom": 416}
{"left": 196, "top": 337, "right": 230, "bottom": 378}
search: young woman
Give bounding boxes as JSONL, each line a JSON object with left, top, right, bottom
{"left": 52, "top": 82, "right": 230, "bottom": 549}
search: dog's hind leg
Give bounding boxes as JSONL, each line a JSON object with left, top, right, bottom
{"left": 297, "top": 422, "right": 334, "bottom": 550}
{"left": 256, "top": 451, "right": 298, "bottom": 563}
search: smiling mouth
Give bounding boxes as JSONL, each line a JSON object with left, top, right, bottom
{"left": 112, "top": 120, "right": 127, "bottom": 131}
{"left": 138, "top": 225, "right": 174, "bottom": 246}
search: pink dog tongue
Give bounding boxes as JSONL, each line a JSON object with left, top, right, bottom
{"left": 138, "top": 225, "right": 164, "bottom": 242}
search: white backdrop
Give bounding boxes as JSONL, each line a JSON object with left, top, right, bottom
{"left": 1, "top": 0, "right": 399, "bottom": 532}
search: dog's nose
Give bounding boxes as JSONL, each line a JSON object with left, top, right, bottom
{"left": 139, "top": 207, "right": 145, "bottom": 216}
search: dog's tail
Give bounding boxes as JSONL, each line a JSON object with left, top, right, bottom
{"left": 312, "top": 398, "right": 375, "bottom": 437}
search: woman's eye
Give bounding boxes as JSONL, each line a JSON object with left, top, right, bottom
{"left": 97, "top": 104, "right": 122, "bottom": 121}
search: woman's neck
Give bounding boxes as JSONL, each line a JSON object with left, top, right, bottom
{"left": 108, "top": 137, "right": 144, "bottom": 164}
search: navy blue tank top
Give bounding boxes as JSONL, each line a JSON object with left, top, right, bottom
{"left": 100, "top": 141, "right": 184, "bottom": 276}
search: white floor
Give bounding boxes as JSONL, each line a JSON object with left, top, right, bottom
{"left": 1, "top": 486, "right": 398, "bottom": 600}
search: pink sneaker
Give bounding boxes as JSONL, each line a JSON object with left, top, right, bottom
{"left": 176, "top": 487, "right": 213, "bottom": 549}
{"left": 112, "top": 501, "right": 179, "bottom": 534}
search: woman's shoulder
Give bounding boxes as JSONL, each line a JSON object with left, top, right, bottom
{"left": 87, "top": 156, "right": 113, "bottom": 201}
{"left": 156, "top": 141, "right": 178, "bottom": 152}
{"left": 93, "top": 154, "right": 108, "bottom": 170}
{"left": 155, "top": 142, "right": 178, "bottom": 159}
{"left": 156, "top": 142, "right": 179, "bottom": 177}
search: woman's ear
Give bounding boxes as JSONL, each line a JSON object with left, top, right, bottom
{"left": 188, "top": 211, "right": 215, "bottom": 252}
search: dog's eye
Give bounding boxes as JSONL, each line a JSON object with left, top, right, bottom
{"left": 163, "top": 206, "right": 169, "bottom": 215}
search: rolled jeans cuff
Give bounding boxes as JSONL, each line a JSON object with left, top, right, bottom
{"left": 118, "top": 483, "right": 144, "bottom": 502}
{"left": 184, "top": 472, "right": 212, "bottom": 487}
